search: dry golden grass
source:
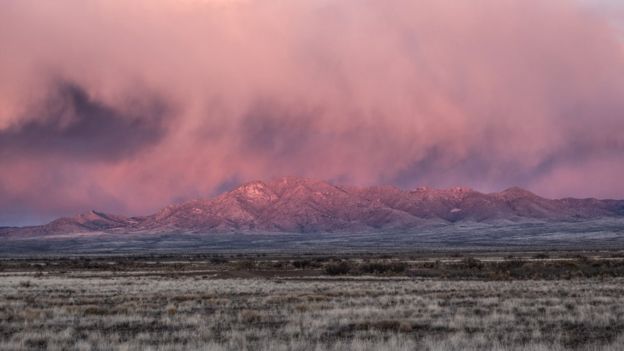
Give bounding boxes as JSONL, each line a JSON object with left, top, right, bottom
{"left": 2, "top": 268, "right": 624, "bottom": 350}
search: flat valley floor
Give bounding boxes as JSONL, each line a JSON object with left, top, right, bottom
{"left": 2, "top": 252, "right": 624, "bottom": 350}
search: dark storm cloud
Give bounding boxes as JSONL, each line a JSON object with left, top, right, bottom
{"left": 0, "top": 81, "right": 169, "bottom": 162}
{"left": 390, "top": 130, "right": 624, "bottom": 193}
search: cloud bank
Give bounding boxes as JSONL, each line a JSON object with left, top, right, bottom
{"left": 1, "top": 0, "right": 623, "bottom": 224}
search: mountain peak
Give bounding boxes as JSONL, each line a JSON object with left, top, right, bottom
{"left": 270, "top": 176, "right": 331, "bottom": 187}
{"left": 80, "top": 210, "right": 105, "bottom": 220}
{"left": 236, "top": 176, "right": 325, "bottom": 189}
{"left": 450, "top": 186, "right": 474, "bottom": 193}
{"left": 234, "top": 180, "right": 277, "bottom": 201}
{"left": 233, "top": 176, "right": 341, "bottom": 199}
{"left": 499, "top": 186, "right": 536, "bottom": 198}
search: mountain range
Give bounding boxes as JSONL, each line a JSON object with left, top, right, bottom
{"left": 3, "top": 177, "right": 624, "bottom": 237}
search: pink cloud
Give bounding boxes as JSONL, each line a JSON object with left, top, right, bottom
{"left": 1, "top": 0, "right": 623, "bottom": 224}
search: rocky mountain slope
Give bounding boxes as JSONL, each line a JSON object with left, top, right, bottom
{"left": 4, "top": 177, "right": 624, "bottom": 236}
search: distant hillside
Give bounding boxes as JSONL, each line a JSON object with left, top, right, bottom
{"left": 3, "top": 177, "right": 624, "bottom": 237}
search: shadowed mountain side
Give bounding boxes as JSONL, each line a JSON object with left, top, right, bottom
{"left": 3, "top": 177, "right": 624, "bottom": 237}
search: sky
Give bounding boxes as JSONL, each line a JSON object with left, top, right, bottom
{"left": 1, "top": 0, "right": 624, "bottom": 225}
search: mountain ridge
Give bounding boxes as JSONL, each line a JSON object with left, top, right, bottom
{"left": 3, "top": 177, "right": 624, "bottom": 237}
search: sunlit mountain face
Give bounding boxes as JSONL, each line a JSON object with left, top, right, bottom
{"left": 1, "top": 0, "right": 624, "bottom": 226}
{"left": 2, "top": 177, "right": 623, "bottom": 237}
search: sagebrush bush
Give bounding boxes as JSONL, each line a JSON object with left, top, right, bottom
{"left": 359, "top": 262, "right": 407, "bottom": 274}
{"left": 324, "top": 261, "right": 352, "bottom": 275}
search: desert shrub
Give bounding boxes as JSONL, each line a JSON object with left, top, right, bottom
{"left": 422, "top": 261, "right": 440, "bottom": 269}
{"left": 359, "top": 262, "right": 407, "bottom": 274}
{"left": 325, "top": 261, "right": 352, "bottom": 275}
{"left": 292, "top": 260, "right": 312, "bottom": 269}
{"left": 234, "top": 260, "right": 255, "bottom": 270}
{"left": 240, "top": 309, "right": 263, "bottom": 324}
{"left": 388, "top": 262, "right": 407, "bottom": 273}
{"left": 84, "top": 307, "right": 109, "bottom": 316}
{"left": 498, "top": 259, "right": 526, "bottom": 270}
{"left": 167, "top": 307, "right": 177, "bottom": 316}
{"left": 533, "top": 253, "right": 550, "bottom": 259}
{"left": 24, "top": 337, "right": 47, "bottom": 349}
{"left": 272, "top": 261, "right": 285, "bottom": 269}
{"left": 359, "top": 262, "right": 385, "bottom": 274}
{"left": 210, "top": 257, "right": 228, "bottom": 264}
{"left": 459, "top": 257, "right": 483, "bottom": 270}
